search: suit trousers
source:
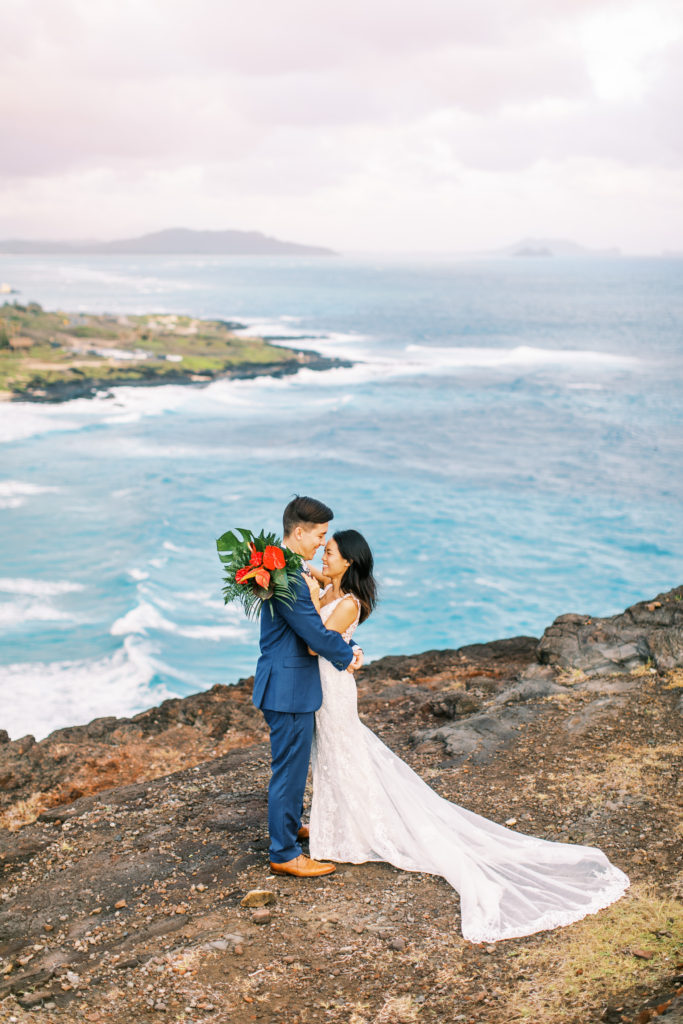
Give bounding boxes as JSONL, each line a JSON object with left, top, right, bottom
{"left": 261, "top": 708, "right": 314, "bottom": 863}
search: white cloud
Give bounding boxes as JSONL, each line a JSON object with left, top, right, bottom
{"left": 1, "top": 0, "right": 682, "bottom": 251}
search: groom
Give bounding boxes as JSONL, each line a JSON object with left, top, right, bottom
{"left": 253, "top": 495, "right": 363, "bottom": 878}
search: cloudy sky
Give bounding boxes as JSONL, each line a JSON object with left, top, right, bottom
{"left": 2, "top": 0, "right": 682, "bottom": 253}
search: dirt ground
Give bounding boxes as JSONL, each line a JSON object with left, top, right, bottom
{"left": 0, "top": 640, "right": 681, "bottom": 1024}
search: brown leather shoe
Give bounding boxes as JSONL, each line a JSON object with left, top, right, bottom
{"left": 269, "top": 855, "right": 335, "bottom": 878}
{"left": 297, "top": 824, "right": 310, "bottom": 841}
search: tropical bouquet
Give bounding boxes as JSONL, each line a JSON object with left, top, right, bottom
{"left": 216, "top": 528, "right": 304, "bottom": 619}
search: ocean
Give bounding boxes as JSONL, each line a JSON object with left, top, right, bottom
{"left": 1, "top": 254, "right": 681, "bottom": 740}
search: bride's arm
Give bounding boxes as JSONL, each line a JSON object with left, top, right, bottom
{"left": 322, "top": 597, "right": 358, "bottom": 636}
{"left": 301, "top": 576, "right": 358, "bottom": 656}
{"left": 306, "top": 599, "right": 358, "bottom": 656}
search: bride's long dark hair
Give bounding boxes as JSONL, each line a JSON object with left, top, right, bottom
{"left": 334, "top": 529, "right": 378, "bottom": 624}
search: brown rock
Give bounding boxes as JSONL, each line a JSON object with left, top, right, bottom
{"left": 251, "top": 908, "right": 272, "bottom": 925}
{"left": 240, "top": 889, "right": 276, "bottom": 908}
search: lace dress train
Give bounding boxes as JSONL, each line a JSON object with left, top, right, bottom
{"left": 310, "top": 595, "right": 629, "bottom": 944}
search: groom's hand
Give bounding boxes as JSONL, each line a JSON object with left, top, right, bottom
{"left": 348, "top": 647, "right": 364, "bottom": 673}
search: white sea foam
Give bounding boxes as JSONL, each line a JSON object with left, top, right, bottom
{"left": 0, "top": 578, "right": 84, "bottom": 596}
{"left": 0, "top": 405, "right": 84, "bottom": 444}
{"left": 111, "top": 601, "right": 174, "bottom": 635}
{"left": 176, "top": 624, "right": 243, "bottom": 641}
{"left": 0, "top": 636, "right": 176, "bottom": 741}
{"left": 233, "top": 319, "right": 370, "bottom": 359}
{"left": 474, "top": 576, "right": 516, "bottom": 594}
{"left": 0, "top": 480, "right": 60, "bottom": 508}
{"left": 0, "top": 381, "right": 196, "bottom": 444}
{"left": 177, "top": 589, "right": 229, "bottom": 612}
{"left": 111, "top": 600, "right": 246, "bottom": 642}
{"left": 162, "top": 540, "right": 184, "bottom": 552}
{"left": 404, "top": 344, "right": 639, "bottom": 371}
{"left": 0, "top": 598, "right": 75, "bottom": 627}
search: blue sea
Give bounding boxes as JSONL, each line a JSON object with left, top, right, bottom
{"left": 1, "top": 254, "right": 681, "bottom": 740}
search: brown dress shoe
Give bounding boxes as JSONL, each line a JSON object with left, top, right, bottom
{"left": 270, "top": 854, "right": 335, "bottom": 878}
{"left": 297, "top": 824, "right": 310, "bottom": 841}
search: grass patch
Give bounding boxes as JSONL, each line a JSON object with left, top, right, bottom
{"left": 500, "top": 884, "right": 682, "bottom": 1023}
{"left": 577, "top": 741, "right": 680, "bottom": 806}
{"left": 0, "top": 302, "right": 299, "bottom": 397}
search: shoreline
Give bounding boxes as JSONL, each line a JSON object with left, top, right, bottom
{"left": 3, "top": 347, "right": 352, "bottom": 404}
{"left": 0, "top": 302, "right": 353, "bottom": 404}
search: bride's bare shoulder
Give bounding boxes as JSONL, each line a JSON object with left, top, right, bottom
{"left": 323, "top": 594, "right": 359, "bottom": 633}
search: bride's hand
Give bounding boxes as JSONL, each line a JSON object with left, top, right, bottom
{"left": 301, "top": 572, "right": 321, "bottom": 611}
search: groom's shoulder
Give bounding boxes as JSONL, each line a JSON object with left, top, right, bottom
{"left": 266, "top": 574, "right": 309, "bottom": 617}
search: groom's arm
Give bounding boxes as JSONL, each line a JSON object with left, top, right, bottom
{"left": 276, "top": 579, "right": 355, "bottom": 671}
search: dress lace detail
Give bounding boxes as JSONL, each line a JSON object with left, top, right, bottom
{"left": 310, "top": 597, "right": 629, "bottom": 943}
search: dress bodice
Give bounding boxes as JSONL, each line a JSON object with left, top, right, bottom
{"left": 319, "top": 585, "right": 361, "bottom": 642}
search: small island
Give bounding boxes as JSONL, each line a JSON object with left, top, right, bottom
{"left": 0, "top": 303, "right": 349, "bottom": 402}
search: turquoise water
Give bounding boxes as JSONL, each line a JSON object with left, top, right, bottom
{"left": 1, "top": 255, "right": 681, "bottom": 739}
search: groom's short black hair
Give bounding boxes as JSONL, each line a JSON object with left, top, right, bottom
{"left": 283, "top": 495, "right": 333, "bottom": 535}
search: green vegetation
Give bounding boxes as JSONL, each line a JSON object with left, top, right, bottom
{"left": 0, "top": 302, "right": 299, "bottom": 399}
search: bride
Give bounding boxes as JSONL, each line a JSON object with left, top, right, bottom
{"left": 302, "top": 529, "right": 629, "bottom": 944}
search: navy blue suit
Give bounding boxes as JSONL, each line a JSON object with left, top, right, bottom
{"left": 254, "top": 575, "right": 355, "bottom": 862}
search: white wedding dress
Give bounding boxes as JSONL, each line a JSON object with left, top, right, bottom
{"left": 310, "top": 591, "right": 630, "bottom": 943}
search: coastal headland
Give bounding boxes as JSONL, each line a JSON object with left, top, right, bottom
{"left": 0, "top": 303, "right": 350, "bottom": 402}
{"left": 0, "top": 587, "right": 681, "bottom": 1023}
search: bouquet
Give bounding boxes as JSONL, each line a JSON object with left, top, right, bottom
{"left": 216, "top": 528, "right": 304, "bottom": 619}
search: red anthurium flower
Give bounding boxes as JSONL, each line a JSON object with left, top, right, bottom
{"left": 235, "top": 565, "right": 258, "bottom": 584}
{"left": 248, "top": 544, "right": 263, "bottom": 567}
{"left": 254, "top": 567, "right": 271, "bottom": 589}
{"left": 263, "top": 545, "right": 286, "bottom": 570}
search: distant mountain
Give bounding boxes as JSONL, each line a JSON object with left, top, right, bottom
{"left": 488, "top": 238, "right": 621, "bottom": 258}
{"left": 0, "top": 228, "right": 335, "bottom": 256}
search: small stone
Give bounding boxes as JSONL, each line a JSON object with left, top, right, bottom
{"left": 114, "top": 958, "right": 139, "bottom": 970}
{"left": 251, "top": 908, "right": 272, "bottom": 924}
{"left": 196, "top": 883, "right": 207, "bottom": 892}
{"left": 631, "top": 948, "right": 654, "bottom": 960}
{"left": 283, "top": 955, "right": 295, "bottom": 964}
{"left": 114, "top": 899, "right": 127, "bottom": 909}
{"left": 505, "top": 817, "right": 517, "bottom": 826}
{"left": 389, "top": 937, "right": 406, "bottom": 951}
{"left": 43, "top": 923, "right": 53, "bottom": 932}
{"left": 65, "top": 971, "right": 81, "bottom": 987}
{"left": 241, "top": 889, "right": 276, "bottom": 908}
{"left": 234, "top": 945, "right": 244, "bottom": 955}
{"left": 17, "top": 990, "right": 52, "bottom": 1009}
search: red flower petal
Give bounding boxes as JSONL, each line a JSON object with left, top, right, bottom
{"left": 263, "top": 545, "right": 286, "bottom": 570}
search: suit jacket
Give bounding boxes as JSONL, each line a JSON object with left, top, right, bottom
{"left": 253, "top": 575, "right": 355, "bottom": 713}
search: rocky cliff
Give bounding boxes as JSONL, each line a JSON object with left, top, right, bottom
{"left": 0, "top": 587, "right": 681, "bottom": 1024}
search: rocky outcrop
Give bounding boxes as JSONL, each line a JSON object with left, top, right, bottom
{"left": 412, "top": 665, "right": 564, "bottom": 762}
{"left": 537, "top": 585, "right": 683, "bottom": 675}
{"left": 0, "top": 684, "right": 266, "bottom": 829}
{"left": 0, "top": 587, "right": 681, "bottom": 1023}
